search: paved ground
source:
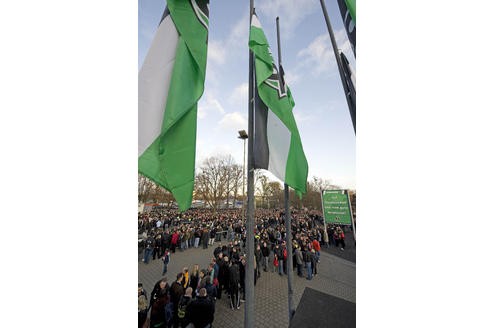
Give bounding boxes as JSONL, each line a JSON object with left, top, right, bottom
{"left": 139, "top": 239, "right": 356, "bottom": 328}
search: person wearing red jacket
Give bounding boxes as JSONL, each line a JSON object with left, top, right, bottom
{"left": 312, "top": 238, "right": 321, "bottom": 263}
{"left": 335, "top": 227, "right": 346, "bottom": 250}
{"left": 170, "top": 230, "right": 179, "bottom": 253}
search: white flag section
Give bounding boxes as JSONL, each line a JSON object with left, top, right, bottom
{"left": 138, "top": 12, "right": 179, "bottom": 156}
{"left": 266, "top": 109, "right": 291, "bottom": 182}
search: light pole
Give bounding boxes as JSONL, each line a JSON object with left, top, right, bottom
{"left": 238, "top": 130, "right": 248, "bottom": 209}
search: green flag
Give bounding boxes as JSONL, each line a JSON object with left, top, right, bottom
{"left": 249, "top": 13, "right": 308, "bottom": 195}
{"left": 138, "top": 0, "right": 209, "bottom": 211}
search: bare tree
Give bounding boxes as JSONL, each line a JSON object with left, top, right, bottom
{"left": 268, "top": 181, "right": 283, "bottom": 208}
{"left": 227, "top": 164, "right": 243, "bottom": 208}
{"left": 194, "top": 155, "right": 241, "bottom": 211}
{"left": 138, "top": 174, "right": 156, "bottom": 203}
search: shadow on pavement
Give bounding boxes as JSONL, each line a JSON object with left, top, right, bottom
{"left": 289, "top": 287, "right": 356, "bottom": 328}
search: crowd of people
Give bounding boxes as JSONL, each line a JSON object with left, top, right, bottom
{"left": 138, "top": 207, "right": 350, "bottom": 328}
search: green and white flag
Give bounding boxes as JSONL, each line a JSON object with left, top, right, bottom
{"left": 138, "top": 0, "right": 209, "bottom": 211}
{"left": 249, "top": 13, "right": 308, "bottom": 195}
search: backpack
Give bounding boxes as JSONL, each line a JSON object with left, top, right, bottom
{"left": 177, "top": 297, "right": 189, "bottom": 319}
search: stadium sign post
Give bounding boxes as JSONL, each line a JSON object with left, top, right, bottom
{"left": 321, "top": 190, "right": 356, "bottom": 241}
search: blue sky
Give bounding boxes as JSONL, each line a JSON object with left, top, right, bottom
{"left": 139, "top": 0, "right": 356, "bottom": 189}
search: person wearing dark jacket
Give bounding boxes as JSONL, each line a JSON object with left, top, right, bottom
{"left": 202, "top": 227, "right": 209, "bottom": 249}
{"left": 186, "top": 288, "right": 215, "bottom": 328}
{"left": 239, "top": 257, "right": 246, "bottom": 302}
{"left": 209, "top": 227, "right": 216, "bottom": 246}
{"left": 254, "top": 244, "right": 262, "bottom": 279}
{"left": 177, "top": 287, "right": 194, "bottom": 328}
{"left": 169, "top": 273, "right": 185, "bottom": 328}
{"left": 189, "top": 264, "right": 200, "bottom": 293}
{"left": 217, "top": 256, "right": 229, "bottom": 300}
{"left": 310, "top": 249, "right": 318, "bottom": 276}
{"left": 138, "top": 284, "right": 148, "bottom": 328}
{"left": 149, "top": 278, "right": 168, "bottom": 311}
{"left": 153, "top": 234, "right": 162, "bottom": 260}
{"left": 294, "top": 246, "right": 304, "bottom": 277}
{"left": 228, "top": 261, "right": 241, "bottom": 310}
{"left": 303, "top": 248, "right": 313, "bottom": 280}
{"left": 143, "top": 236, "right": 154, "bottom": 264}
{"left": 204, "top": 275, "right": 217, "bottom": 301}
{"left": 149, "top": 280, "right": 171, "bottom": 328}
{"left": 213, "top": 244, "right": 222, "bottom": 259}
{"left": 274, "top": 243, "right": 284, "bottom": 276}
{"left": 261, "top": 241, "right": 270, "bottom": 272}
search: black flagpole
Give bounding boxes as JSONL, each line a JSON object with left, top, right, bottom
{"left": 245, "top": 0, "right": 255, "bottom": 327}
{"left": 319, "top": 0, "right": 356, "bottom": 134}
{"left": 276, "top": 16, "right": 295, "bottom": 321}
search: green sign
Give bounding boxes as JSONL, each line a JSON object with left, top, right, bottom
{"left": 322, "top": 190, "right": 352, "bottom": 225}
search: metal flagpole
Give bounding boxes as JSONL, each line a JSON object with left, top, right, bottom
{"left": 346, "top": 190, "right": 356, "bottom": 242}
{"left": 284, "top": 185, "right": 295, "bottom": 319}
{"left": 276, "top": 16, "right": 295, "bottom": 321}
{"left": 245, "top": 0, "right": 255, "bottom": 327}
{"left": 319, "top": 0, "right": 356, "bottom": 134}
{"left": 320, "top": 190, "right": 328, "bottom": 247}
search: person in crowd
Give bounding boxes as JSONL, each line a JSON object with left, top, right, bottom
{"left": 182, "top": 267, "right": 190, "bottom": 289}
{"left": 274, "top": 243, "right": 284, "bottom": 276}
{"left": 162, "top": 229, "right": 171, "bottom": 254}
{"left": 171, "top": 230, "right": 179, "bottom": 253}
{"left": 186, "top": 288, "right": 215, "bottom": 328}
{"left": 177, "top": 287, "right": 194, "bottom": 328}
{"left": 239, "top": 256, "right": 246, "bottom": 302}
{"left": 217, "top": 256, "right": 229, "bottom": 301}
{"left": 303, "top": 247, "right": 313, "bottom": 280}
{"left": 196, "top": 269, "right": 208, "bottom": 295}
{"left": 202, "top": 227, "right": 209, "bottom": 249}
{"left": 335, "top": 227, "right": 346, "bottom": 250}
{"left": 228, "top": 259, "right": 241, "bottom": 310}
{"left": 153, "top": 233, "right": 162, "bottom": 260}
{"left": 261, "top": 241, "right": 270, "bottom": 272}
{"left": 312, "top": 238, "right": 321, "bottom": 262}
{"left": 189, "top": 264, "right": 200, "bottom": 294}
{"left": 138, "top": 284, "right": 148, "bottom": 328}
{"left": 294, "top": 245, "right": 304, "bottom": 277}
{"left": 231, "top": 246, "right": 240, "bottom": 263}
{"left": 228, "top": 224, "right": 234, "bottom": 242}
{"left": 213, "top": 244, "right": 222, "bottom": 259}
{"left": 209, "top": 226, "right": 216, "bottom": 246}
{"left": 330, "top": 226, "right": 337, "bottom": 247}
{"left": 254, "top": 244, "right": 262, "bottom": 279}
{"left": 149, "top": 278, "right": 172, "bottom": 328}
{"left": 213, "top": 258, "right": 220, "bottom": 280}
{"left": 143, "top": 234, "right": 155, "bottom": 264}
{"left": 194, "top": 228, "right": 201, "bottom": 248}
{"left": 162, "top": 249, "right": 170, "bottom": 276}
{"left": 310, "top": 248, "right": 318, "bottom": 277}
{"left": 149, "top": 278, "right": 168, "bottom": 311}
{"left": 253, "top": 254, "right": 259, "bottom": 286}
{"left": 281, "top": 242, "right": 288, "bottom": 275}
{"left": 170, "top": 273, "right": 185, "bottom": 328}
{"left": 138, "top": 282, "right": 148, "bottom": 301}
{"left": 204, "top": 275, "right": 217, "bottom": 301}
{"left": 323, "top": 227, "right": 329, "bottom": 248}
